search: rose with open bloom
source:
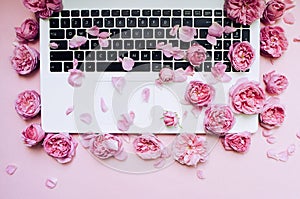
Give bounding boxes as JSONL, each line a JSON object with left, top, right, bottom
{"left": 22, "top": 123, "right": 45, "bottom": 147}
{"left": 263, "top": 70, "right": 288, "bottom": 95}
{"left": 260, "top": 26, "right": 288, "bottom": 58}
{"left": 228, "top": 41, "right": 255, "bottom": 71}
{"left": 43, "top": 133, "right": 78, "bottom": 164}
{"left": 186, "top": 43, "right": 207, "bottom": 67}
{"left": 259, "top": 97, "right": 285, "bottom": 130}
{"left": 261, "top": 0, "right": 286, "bottom": 25}
{"left": 221, "top": 131, "right": 251, "bottom": 153}
{"left": 133, "top": 134, "right": 164, "bottom": 160}
{"left": 224, "top": 0, "right": 265, "bottom": 25}
{"left": 185, "top": 81, "right": 215, "bottom": 107}
{"left": 11, "top": 44, "right": 39, "bottom": 75}
{"left": 15, "top": 19, "right": 39, "bottom": 42}
{"left": 172, "top": 134, "right": 207, "bottom": 166}
{"left": 204, "top": 105, "right": 235, "bottom": 136}
{"left": 90, "top": 134, "right": 123, "bottom": 159}
{"left": 15, "top": 90, "right": 41, "bottom": 120}
{"left": 23, "top": 0, "right": 63, "bottom": 19}
{"left": 229, "top": 78, "right": 265, "bottom": 114}
{"left": 163, "top": 111, "right": 179, "bottom": 127}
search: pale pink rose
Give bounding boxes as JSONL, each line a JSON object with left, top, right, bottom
{"left": 221, "top": 132, "right": 251, "bottom": 153}
{"left": 158, "top": 67, "right": 175, "bottom": 83}
{"left": 11, "top": 44, "right": 39, "bottom": 75}
{"left": 261, "top": 0, "right": 286, "bottom": 25}
{"left": 15, "top": 90, "right": 41, "bottom": 120}
{"left": 22, "top": 123, "right": 45, "bottom": 147}
{"left": 133, "top": 134, "right": 164, "bottom": 160}
{"left": 186, "top": 43, "right": 207, "bottom": 67}
{"left": 263, "top": 70, "right": 288, "bottom": 95}
{"left": 23, "top": 0, "right": 63, "bottom": 19}
{"left": 178, "top": 26, "right": 197, "bottom": 42}
{"left": 169, "top": 25, "right": 179, "bottom": 36}
{"left": 185, "top": 81, "right": 215, "bottom": 107}
{"left": 260, "top": 26, "right": 288, "bottom": 58}
{"left": 204, "top": 105, "right": 235, "bottom": 136}
{"left": 259, "top": 97, "right": 285, "bottom": 129}
{"left": 211, "top": 62, "right": 232, "bottom": 82}
{"left": 172, "top": 134, "right": 207, "bottom": 166}
{"left": 229, "top": 78, "right": 265, "bottom": 114}
{"left": 163, "top": 111, "right": 179, "bottom": 127}
{"left": 224, "top": 0, "right": 265, "bottom": 25}
{"left": 15, "top": 19, "right": 39, "bottom": 42}
{"left": 68, "top": 68, "right": 85, "bottom": 87}
{"left": 90, "top": 134, "right": 123, "bottom": 159}
{"left": 228, "top": 41, "right": 255, "bottom": 72}
{"left": 43, "top": 133, "right": 78, "bottom": 164}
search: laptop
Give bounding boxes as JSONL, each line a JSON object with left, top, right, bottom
{"left": 40, "top": 0, "right": 260, "bottom": 134}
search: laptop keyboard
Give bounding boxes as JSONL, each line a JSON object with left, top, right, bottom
{"left": 49, "top": 9, "right": 250, "bottom": 73}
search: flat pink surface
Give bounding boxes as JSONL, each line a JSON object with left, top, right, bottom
{"left": 1, "top": 1, "right": 300, "bottom": 199}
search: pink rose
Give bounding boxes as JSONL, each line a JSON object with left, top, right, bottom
{"left": 263, "top": 70, "right": 288, "bottom": 95}
{"left": 133, "top": 134, "right": 164, "bottom": 160}
{"left": 163, "top": 111, "right": 179, "bottom": 127}
{"left": 23, "top": 0, "right": 63, "bottom": 19}
{"left": 90, "top": 134, "right": 123, "bottom": 159}
{"left": 229, "top": 78, "right": 265, "bottom": 114}
{"left": 15, "top": 90, "right": 41, "bottom": 120}
{"left": 186, "top": 43, "right": 206, "bottom": 67}
{"left": 158, "top": 67, "right": 175, "bottom": 83}
{"left": 172, "top": 134, "right": 207, "bottom": 166}
{"left": 228, "top": 41, "right": 255, "bottom": 72}
{"left": 259, "top": 97, "right": 285, "bottom": 129}
{"left": 224, "top": 0, "right": 265, "bottom": 25}
{"left": 185, "top": 81, "right": 215, "bottom": 107}
{"left": 221, "top": 132, "right": 251, "bottom": 153}
{"left": 204, "top": 105, "right": 235, "bottom": 136}
{"left": 260, "top": 26, "right": 288, "bottom": 58}
{"left": 261, "top": 0, "right": 286, "bottom": 25}
{"left": 43, "top": 133, "right": 78, "bottom": 164}
{"left": 15, "top": 19, "right": 39, "bottom": 43}
{"left": 178, "top": 26, "right": 197, "bottom": 42}
{"left": 21, "top": 123, "right": 45, "bottom": 147}
{"left": 11, "top": 44, "right": 39, "bottom": 75}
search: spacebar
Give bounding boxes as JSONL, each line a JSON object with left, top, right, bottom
{"left": 96, "top": 62, "right": 150, "bottom": 72}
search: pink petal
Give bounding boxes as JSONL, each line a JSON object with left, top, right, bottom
{"left": 73, "top": 58, "right": 78, "bottom": 68}
{"left": 287, "top": 144, "right": 296, "bottom": 156}
{"left": 142, "top": 88, "right": 150, "bottom": 103}
{"left": 117, "top": 111, "right": 135, "bottom": 131}
{"left": 121, "top": 57, "right": 134, "bottom": 71}
{"left": 178, "top": 26, "right": 197, "bottom": 42}
{"left": 156, "top": 42, "right": 166, "bottom": 49}
{"left": 49, "top": 42, "right": 58, "bottom": 49}
{"left": 100, "top": 98, "right": 108, "bottom": 112}
{"left": 69, "top": 35, "right": 87, "bottom": 48}
{"left": 206, "top": 35, "right": 217, "bottom": 45}
{"left": 112, "top": 76, "right": 126, "bottom": 93}
{"left": 99, "top": 38, "right": 109, "bottom": 47}
{"left": 293, "top": 36, "right": 300, "bottom": 42}
{"left": 114, "top": 150, "right": 128, "bottom": 161}
{"left": 266, "top": 136, "right": 277, "bottom": 144}
{"left": 196, "top": 170, "right": 205, "bottom": 179}
{"left": 6, "top": 164, "right": 17, "bottom": 175}
{"left": 267, "top": 149, "right": 278, "bottom": 161}
{"left": 45, "top": 177, "right": 58, "bottom": 189}
{"left": 98, "top": 31, "right": 111, "bottom": 39}
{"left": 172, "top": 48, "right": 185, "bottom": 60}
{"left": 169, "top": 25, "right": 179, "bottom": 36}
{"left": 208, "top": 22, "right": 224, "bottom": 37}
{"left": 153, "top": 158, "right": 166, "bottom": 168}
{"left": 80, "top": 113, "right": 92, "bottom": 124}
{"left": 173, "top": 68, "right": 187, "bottom": 82}
{"left": 283, "top": 13, "right": 295, "bottom": 24}
{"left": 87, "top": 26, "right": 100, "bottom": 36}
{"left": 296, "top": 131, "right": 300, "bottom": 139}
{"left": 68, "top": 69, "right": 85, "bottom": 87}
{"left": 220, "top": 74, "right": 232, "bottom": 82}
{"left": 65, "top": 106, "right": 74, "bottom": 115}
{"left": 191, "top": 107, "right": 202, "bottom": 118}
{"left": 278, "top": 151, "right": 289, "bottom": 162}
{"left": 120, "top": 134, "right": 130, "bottom": 143}
{"left": 184, "top": 66, "right": 194, "bottom": 76}
{"left": 224, "top": 26, "right": 237, "bottom": 34}
{"left": 182, "top": 110, "right": 188, "bottom": 120}
{"left": 262, "top": 130, "right": 273, "bottom": 137}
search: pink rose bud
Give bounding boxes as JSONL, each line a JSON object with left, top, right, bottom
{"left": 260, "top": 26, "right": 288, "bottom": 58}
{"left": 228, "top": 41, "right": 255, "bottom": 72}
{"left": 43, "top": 133, "right": 78, "bottom": 164}
{"left": 15, "top": 90, "right": 41, "bottom": 120}
{"left": 221, "top": 132, "right": 251, "bottom": 153}
{"left": 133, "top": 134, "right": 165, "bottom": 160}
{"left": 204, "top": 105, "right": 235, "bottom": 136}
{"left": 259, "top": 97, "right": 285, "bottom": 130}
{"left": 158, "top": 67, "right": 175, "bottom": 83}
{"left": 263, "top": 70, "right": 288, "bottom": 95}
{"left": 185, "top": 80, "right": 215, "bottom": 107}
{"left": 261, "top": 0, "right": 286, "bottom": 25}
{"left": 11, "top": 44, "right": 39, "bottom": 75}
{"left": 186, "top": 43, "right": 207, "bottom": 67}
{"left": 22, "top": 123, "right": 45, "bottom": 147}
{"left": 15, "top": 19, "right": 39, "bottom": 42}
{"left": 163, "top": 111, "right": 179, "bottom": 127}
{"left": 229, "top": 78, "right": 265, "bottom": 115}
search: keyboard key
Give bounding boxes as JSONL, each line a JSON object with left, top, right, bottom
{"left": 71, "top": 18, "right": 81, "bottom": 28}
{"left": 204, "top": 62, "right": 212, "bottom": 72}
{"left": 214, "top": 18, "right": 222, "bottom": 26}
{"left": 50, "top": 19, "right": 59, "bottom": 28}
{"left": 50, "top": 62, "right": 62, "bottom": 72}
{"left": 224, "top": 62, "right": 231, "bottom": 72}
{"left": 107, "top": 51, "right": 117, "bottom": 60}
{"left": 113, "top": 40, "right": 123, "bottom": 49}
{"left": 101, "top": 10, "right": 110, "bottom": 16}
{"left": 79, "top": 41, "right": 89, "bottom": 50}
{"left": 180, "top": 41, "right": 190, "bottom": 49}
{"left": 51, "top": 12, "right": 59, "bottom": 17}
{"left": 223, "top": 51, "right": 229, "bottom": 61}
{"left": 152, "top": 62, "right": 162, "bottom": 71}
{"left": 118, "top": 51, "right": 129, "bottom": 58}
{"left": 224, "top": 18, "right": 232, "bottom": 26}
{"left": 121, "top": 29, "right": 131, "bottom": 38}
{"left": 194, "top": 10, "right": 202, "bottom": 16}
{"left": 105, "top": 18, "right": 114, "bottom": 27}
{"left": 130, "top": 51, "right": 139, "bottom": 60}
{"left": 83, "top": 18, "right": 92, "bottom": 27}
{"left": 163, "top": 54, "right": 172, "bottom": 61}
{"left": 194, "top": 18, "right": 212, "bottom": 27}
{"left": 163, "top": 10, "right": 171, "bottom": 16}
{"left": 194, "top": 64, "right": 203, "bottom": 72}
{"left": 233, "top": 29, "right": 240, "bottom": 39}
{"left": 97, "top": 62, "right": 123, "bottom": 71}
{"left": 85, "top": 62, "right": 95, "bottom": 72}
{"left": 124, "top": 40, "right": 134, "bottom": 49}
{"left": 149, "top": 18, "right": 159, "bottom": 27}
{"left": 141, "top": 51, "right": 150, "bottom": 60}
{"left": 91, "top": 40, "right": 100, "bottom": 49}
{"left": 71, "top": 10, "right": 79, "bottom": 17}
{"left": 112, "top": 10, "right": 120, "bottom": 16}
{"left": 183, "top": 10, "right": 192, "bottom": 16}
{"left": 204, "top": 10, "right": 212, "bottom": 16}
{"left": 86, "top": 51, "right": 95, "bottom": 60}
{"left": 152, "top": 51, "right": 161, "bottom": 60}
{"left": 127, "top": 18, "right": 137, "bottom": 27}
{"left": 94, "top": 18, "right": 103, "bottom": 27}
{"left": 61, "top": 10, "right": 70, "bottom": 17}
{"left": 138, "top": 18, "right": 148, "bottom": 27}
{"left": 50, "top": 29, "right": 64, "bottom": 39}
{"left": 50, "top": 51, "right": 73, "bottom": 61}
{"left": 116, "top": 18, "right": 125, "bottom": 27}
{"left": 144, "top": 29, "right": 153, "bottom": 38}
{"left": 163, "top": 62, "right": 173, "bottom": 68}
{"left": 132, "top": 9, "right": 140, "bottom": 16}
{"left": 214, "top": 10, "right": 223, "bottom": 16}
{"left": 173, "top": 10, "right": 181, "bottom": 16}
{"left": 96, "top": 51, "right": 106, "bottom": 60}
{"left": 61, "top": 18, "right": 70, "bottom": 28}
{"left": 242, "top": 29, "right": 250, "bottom": 42}
{"left": 133, "top": 29, "right": 142, "bottom": 38}
{"left": 168, "top": 40, "right": 178, "bottom": 47}
{"left": 75, "top": 51, "right": 84, "bottom": 60}
{"left": 146, "top": 40, "right": 156, "bottom": 49}
{"left": 133, "top": 62, "right": 151, "bottom": 71}
{"left": 122, "top": 10, "right": 130, "bottom": 16}
{"left": 135, "top": 40, "right": 145, "bottom": 49}
{"left": 183, "top": 18, "right": 192, "bottom": 26}
{"left": 49, "top": 40, "right": 68, "bottom": 50}
{"left": 199, "top": 29, "right": 208, "bottom": 38}
{"left": 91, "top": 10, "right": 99, "bottom": 16}
{"left": 214, "top": 40, "right": 222, "bottom": 50}
{"left": 206, "top": 51, "right": 212, "bottom": 61}
{"left": 64, "top": 62, "right": 73, "bottom": 72}
{"left": 166, "top": 28, "right": 176, "bottom": 38}
{"left": 214, "top": 51, "right": 222, "bottom": 61}
{"left": 172, "top": 18, "right": 181, "bottom": 26}
{"left": 155, "top": 29, "right": 164, "bottom": 38}
{"left": 77, "top": 29, "right": 86, "bottom": 37}
{"left": 174, "top": 62, "right": 190, "bottom": 70}
{"left": 153, "top": 10, "right": 161, "bottom": 16}
{"left": 194, "top": 40, "right": 212, "bottom": 49}
{"left": 110, "top": 29, "right": 120, "bottom": 38}
{"left": 66, "top": 29, "right": 75, "bottom": 39}
{"left": 102, "top": 40, "right": 111, "bottom": 50}
{"left": 161, "top": 18, "right": 170, "bottom": 27}
{"left": 224, "top": 40, "right": 231, "bottom": 49}
{"left": 142, "top": 9, "right": 151, "bottom": 16}
{"left": 81, "top": 10, "right": 89, "bottom": 16}
{"left": 223, "top": 33, "right": 231, "bottom": 39}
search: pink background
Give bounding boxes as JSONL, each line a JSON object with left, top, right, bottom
{"left": 1, "top": 1, "right": 300, "bottom": 198}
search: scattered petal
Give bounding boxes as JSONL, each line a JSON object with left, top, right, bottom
{"left": 80, "top": 113, "right": 92, "bottom": 124}
{"left": 211, "top": 62, "right": 232, "bottom": 82}
{"left": 278, "top": 150, "right": 289, "bottom": 162}
{"left": 45, "top": 177, "right": 58, "bottom": 189}
{"left": 156, "top": 42, "right": 166, "bottom": 49}
{"left": 98, "top": 38, "right": 109, "bottom": 47}
{"left": 98, "top": 31, "right": 111, "bottom": 39}
{"left": 161, "top": 148, "right": 171, "bottom": 158}
{"left": 224, "top": 26, "right": 237, "bottom": 34}
{"left": 196, "top": 170, "right": 205, "bottom": 179}
{"left": 69, "top": 35, "right": 87, "bottom": 48}
{"left": 100, "top": 98, "right": 108, "bottom": 112}
{"left": 296, "top": 131, "right": 300, "bottom": 139}
{"left": 49, "top": 42, "right": 58, "bottom": 49}
{"left": 117, "top": 111, "right": 135, "bottom": 131}
{"left": 142, "top": 88, "right": 150, "bottom": 103}
{"left": 121, "top": 57, "right": 134, "bottom": 71}
{"left": 173, "top": 68, "right": 187, "bottom": 82}
{"left": 191, "top": 107, "right": 202, "bottom": 118}
{"left": 153, "top": 158, "right": 166, "bottom": 168}
{"left": 206, "top": 34, "right": 217, "bottom": 45}
{"left": 283, "top": 13, "right": 295, "bottom": 24}
{"left": 6, "top": 164, "right": 17, "bottom": 175}
{"left": 73, "top": 58, "right": 78, "bottom": 68}
{"left": 169, "top": 25, "right": 179, "bottom": 36}
{"left": 68, "top": 69, "right": 85, "bottom": 87}
{"left": 287, "top": 144, "right": 296, "bottom": 156}
{"left": 208, "top": 22, "right": 224, "bottom": 37}
{"left": 87, "top": 26, "right": 99, "bottom": 36}
{"left": 267, "top": 149, "right": 278, "bottom": 161}
{"left": 179, "top": 26, "right": 197, "bottom": 42}
{"left": 262, "top": 130, "right": 273, "bottom": 137}
{"left": 184, "top": 66, "right": 194, "bottom": 76}
{"left": 65, "top": 106, "right": 74, "bottom": 115}
{"left": 114, "top": 150, "right": 128, "bottom": 161}
{"left": 112, "top": 76, "right": 126, "bottom": 93}
{"left": 266, "top": 136, "right": 277, "bottom": 144}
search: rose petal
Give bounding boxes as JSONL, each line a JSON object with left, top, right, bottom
{"left": 65, "top": 106, "right": 74, "bottom": 115}
{"left": 142, "top": 88, "right": 150, "bottom": 103}
{"left": 208, "top": 22, "right": 224, "bottom": 37}
{"left": 6, "top": 164, "right": 17, "bottom": 175}
{"left": 69, "top": 35, "right": 87, "bottom": 48}
{"left": 121, "top": 57, "right": 134, "bottom": 71}
{"left": 79, "top": 113, "right": 92, "bottom": 124}
{"left": 87, "top": 26, "right": 99, "bottom": 36}
{"left": 283, "top": 13, "right": 295, "bottom": 24}
{"left": 293, "top": 36, "right": 300, "bottom": 42}
{"left": 120, "top": 134, "right": 130, "bottom": 143}
{"left": 191, "top": 107, "right": 202, "bottom": 118}
{"left": 206, "top": 34, "right": 217, "bottom": 45}
{"left": 153, "top": 158, "right": 166, "bottom": 168}
{"left": 278, "top": 151, "right": 289, "bottom": 162}
{"left": 98, "top": 31, "right": 111, "bottom": 39}
{"left": 267, "top": 149, "right": 278, "bottom": 161}
{"left": 49, "top": 42, "right": 58, "bottom": 49}
{"left": 161, "top": 148, "right": 171, "bottom": 158}
{"left": 156, "top": 42, "right": 166, "bottom": 49}
{"left": 169, "top": 25, "right": 179, "bottom": 36}
{"left": 224, "top": 26, "right": 237, "bottom": 34}
{"left": 287, "top": 144, "right": 296, "bottom": 156}
{"left": 112, "top": 76, "right": 126, "bottom": 93}
{"left": 266, "top": 136, "right": 277, "bottom": 144}
{"left": 262, "top": 130, "right": 273, "bottom": 137}
{"left": 68, "top": 69, "right": 85, "bottom": 87}
{"left": 73, "top": 58, "right": 78, "bottom": 68}
{"left": 296, "top": 131, "right": 300, "bottom": 139}
{"left": 114, "top": 150, "right": 128, "bottom": 161}
{"left": 117, "top": 111, "right": 135, "bottom": 131}
{"left": 45, "top": 177, "right": 58, "bottom": 189}
{"left": 184, "top": 66, "right": 194, "bottom": 76}
{"left": 173, "top": 68, "right": 187, "bottom": 82}
{"left": 99, "top": 38, "right": 109, "bottom": 47}
{"left": 179, "top": 26, "right": 197, "bottom": 42}
{"left": 196, "top": 169, "right": 205, "bottom": 179}
{"left": 100, "top": 98, "right": 108, "bottom": 112}
{"left": 182, "top": 110, "right": 188, "bottom": 121}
